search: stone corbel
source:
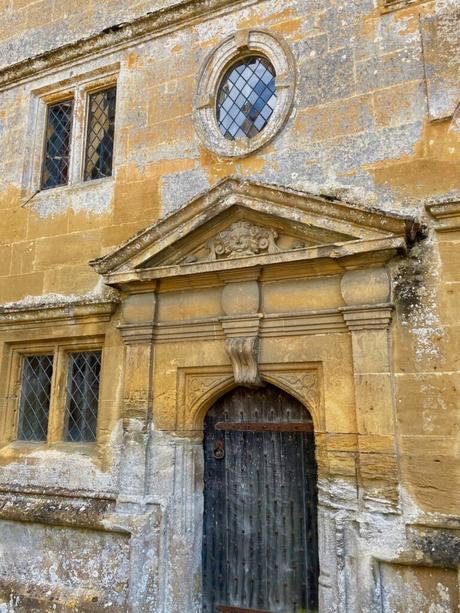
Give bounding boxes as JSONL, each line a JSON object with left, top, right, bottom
{"left": 219, "top": 272, "right": 263, "bottom": 387}
{"left": 221, "top": 315, "right": 263, "bottom": 387}
{"left": 225, "top": 335, "right": 261, "bottom": 387}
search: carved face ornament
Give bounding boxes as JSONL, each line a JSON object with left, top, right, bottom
{"left": 208, "top": 220, "right": 279, "bottom": 260}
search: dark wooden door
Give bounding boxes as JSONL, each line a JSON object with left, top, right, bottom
{"left": 202, "top": 385, "right": 319, "bottom": 613}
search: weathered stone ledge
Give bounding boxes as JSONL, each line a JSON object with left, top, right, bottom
{"left": 0, "top": 0, "right": 262, "bottom": 90}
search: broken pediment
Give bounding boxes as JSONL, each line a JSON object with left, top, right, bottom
{"left": 90, "top": 178, "right": 416, "bottom": 287}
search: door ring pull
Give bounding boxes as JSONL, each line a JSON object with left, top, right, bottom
{"left": 213, "top": 440, "right": 225, "bottom": 460}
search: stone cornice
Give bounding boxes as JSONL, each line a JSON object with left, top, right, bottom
{"left": 426, "top": 201, "right": 460, "bottom": 232}
{"left": 0, "top": 0, "right": 261, "bottom": 90}
{"left": 0, "top": 298, "right": 118, "bottom": 330}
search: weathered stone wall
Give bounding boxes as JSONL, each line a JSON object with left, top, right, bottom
{"left": 0, "top": 0, "right": 459, "bottom": 611}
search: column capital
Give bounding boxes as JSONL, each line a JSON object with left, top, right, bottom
{"left": 118, "top": 322, "right": 155, "bottom": 344}
{"left": 340, "top": 304, "right": 393, "bottom": 331}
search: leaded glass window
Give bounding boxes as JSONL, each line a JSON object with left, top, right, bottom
{"left": 216, "top": 56, "right": 276, "bottom": 141}
{"left": 41, "top": 100, "right": 73, "bottom": 189}
{"left": 17, "top": 355, "right": 54, "bottom": 441}
{"left": 64, "top": 351, "right": 101, "bottom": 442}
{"left": 84, "top": 87, "right": 117, "bottom": 181}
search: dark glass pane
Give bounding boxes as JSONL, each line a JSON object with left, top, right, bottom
{"left": 41, "top": 100, "right": 73, "bottom": 189}
{"left": 216, "top": 56, "right": 277, "bottom": 141}
{"left": 17, "top": 355, "right": 53, "bottom": 441}
{"left": 84, "top": 87, "right": 117, "bottom": 181}
{"left": 65, "top": 351, "right": 101, "bottom": 442}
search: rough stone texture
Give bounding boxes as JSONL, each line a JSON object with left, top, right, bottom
{"left": 0, "top": 0, "right": 459, "bottom": 611}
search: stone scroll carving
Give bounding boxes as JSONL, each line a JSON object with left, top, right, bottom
{"left": 208, "top": 221, "right": 280, "bottom": 260}
{"left": 224, "top": 336, "right": 263, "bottom": 387}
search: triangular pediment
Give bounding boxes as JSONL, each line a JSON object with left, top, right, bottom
{"left": 91, "top": 178, "right": 415, "bottom": 286}
{"left": 140, "top": 205, "right": 356, "bottom": 269}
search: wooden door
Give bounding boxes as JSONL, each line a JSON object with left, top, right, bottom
{"left": 202, "top": 385, "right": 319, "bottom": 613}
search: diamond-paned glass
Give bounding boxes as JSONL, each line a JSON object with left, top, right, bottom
{"left": 84, "top": 87, "right": 117, "bottom": 181}
{"left": 216, "top": 56, "right": 277, "bottom": 141}
{"left": 17, "top": 355, "right": 54, "bottom": 441}
{"left": 65, "top": 351, "right": 101, "bottom": 442}
{"left": 41, "top": 100, "right": 73, "bottom": 189}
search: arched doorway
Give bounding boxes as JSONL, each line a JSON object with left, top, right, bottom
{"left": 202, "top": 384, "right": 319, "bottom": 613}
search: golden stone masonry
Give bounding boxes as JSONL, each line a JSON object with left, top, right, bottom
{"left": 0, "top": 0, "right": 459, "bottom": 611}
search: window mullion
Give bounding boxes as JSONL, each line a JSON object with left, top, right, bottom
{"left": 69, "top": 85, "right": 84, "bottom": 185}
{"left": 47, "top": 347, "right": 65, "bottom": 445}
{"left": 9, "top": 353, "right": 23, "bottom": 443}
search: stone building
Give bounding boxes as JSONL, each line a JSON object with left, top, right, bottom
{"left": 0, "top": 0, "right": 459, "bottom": 611}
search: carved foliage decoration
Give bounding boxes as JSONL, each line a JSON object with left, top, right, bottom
{"left": 208, "top": 221, "right": 280, "bottom": 260}
{"left": 263, "top": 370, "right": 320, "bottom": 418}
{"left": 225, "top": 336, "right": 262, "bottom": 387}
{"left": 181, "top": 371, "right": 234, "bottom": 428}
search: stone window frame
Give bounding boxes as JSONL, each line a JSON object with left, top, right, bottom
{"left": 193, "top": 29, "right": 296, "bottom": 158}
{"left": 23, "top": 65, "right": 119, "bottom": 197}
{"left": 1, "top": 338, "right": 104, "bottom": 450}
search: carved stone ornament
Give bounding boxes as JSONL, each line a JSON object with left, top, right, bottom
{"left": 225, "top": 336, "right": 262, "bottom": 387}
{"left": 266, "top": 371, "right": 318, "bottom": 412}
{"left": 208, "top": 220, "right": 280, "bottom": 260}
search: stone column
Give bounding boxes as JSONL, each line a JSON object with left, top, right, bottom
{"left": 340, "top": 268, "right": 399, "bottom": 513}
{"left": 117, "top": 289, "right": 156, "bottom": 514}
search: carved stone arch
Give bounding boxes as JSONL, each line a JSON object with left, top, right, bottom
{"left": 261, "top": 367, "right": 322, "bottom": 432}
{"left": 178, "top": 367, "right": 235, "bottom": 432}
{"left": 178, "top": 363, "right": 322, "bottom": 433}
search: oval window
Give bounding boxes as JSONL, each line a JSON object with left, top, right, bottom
{"left": 216, "top": 56, "right": 277, "bottom": 141}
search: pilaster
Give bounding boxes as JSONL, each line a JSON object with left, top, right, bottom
{"left": 117, "top": 290, "right": 156, "bottom": 513}
{"left": 340, "top": 268, "right": 400, "bottom": 513}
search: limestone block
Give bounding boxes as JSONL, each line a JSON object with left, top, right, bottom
{"left": 421, "top": 5, "right": 460, "bottom": 120}
{"left": 26, "top": 209, "right": 68, "bottom": 239}
{"left": 373, "top": 81, "right": 427, "bottom": 129}
{"left": 394, "top": 324, "right": 460, "bottom": 374}
{"left": 263, "top": 276, "right": 343, "bottom": 313}
{"left": 43, "top": 264, "right": 99, "bottom": 295}
{"left": 297, "top": 94, "right": 374, "bottom": 143}
{"left": 354, "top": 373, "right": 394, "bottom": 435}
{"left": 401, "top": 435, "right": 460, "bottom": 515}
{"left": 379, "top": 563, "right": 459, "bottom": 612}
{"left": 158, "top": 287, "right": 223, "bottom": 321}
{"left": 395, "top": 372, "right": 460, "bottom": 436}
{"left": 0, "top": 272, "right": 44, "bottom": 303}
{"left": 341, "top": 268, "right": 390, "bottom": 306}
{"left": 439, "top": 281, "right": 460, "bottom": 324}
{"left": 299, "top": 46, "right": 356, "bottom": 107}
{"left": 122, "top": 292, "right": 156, "bottom": 325}
{"left": 34, "top": 230, "right": 102, "bottom": 269}
{"left": 221, "top": 280, "right": 260, "bottom": 316}
{"left": 350, "top": 329, "right": 391, "bottom": 373}
{"left": 327, "top": 452, "right": 357, "bottom": 478}
{"left": 438, "top": 240, "right": 460, "bottom": 282}
{"left": 0, "top": 519, "right": 130, "bottom": 610}
{"left": 0, "top": 245, "right": 11, "bottom": 277}
{"left": 356, "top": 47, "right": 424, "bottom": 94}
